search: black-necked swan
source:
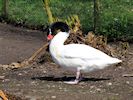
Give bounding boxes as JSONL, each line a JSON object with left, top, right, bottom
{"left": 47, "top": 22, "right": 122, "bottom": 84}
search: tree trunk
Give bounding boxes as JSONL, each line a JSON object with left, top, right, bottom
{"left": 43, "top": 0, "right": 53, "bottom": 24}
{"left": 93, "top": 0, "right": 100, "bottom": 34}
{"left": 2, "top": 0, "right": 8, "bottom": 19}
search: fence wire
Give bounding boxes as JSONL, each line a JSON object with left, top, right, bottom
{"left": 0, "top": 0, "right": 133, "bottom": 40}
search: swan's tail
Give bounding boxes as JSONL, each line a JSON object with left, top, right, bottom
{"left": 109, "top": 58, "right": 122, "bottom": 64}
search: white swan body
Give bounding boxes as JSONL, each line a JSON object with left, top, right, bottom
{"left": 49, "top": 32, "right": 121, "bottom": 73}
{"left": 48, "top": 22, "right": 122, "bottom": 84}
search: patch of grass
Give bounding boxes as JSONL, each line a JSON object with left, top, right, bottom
{"left": 0, "top": 0, "right": 2, "bottom": 16}
{"left": 0, "top": 0, "right": 133, "bottom": 40}
{"left": 100, "top": 0, "right": 133, "bottom": 40}
{"left": 7, "top": 0, "right": 47, "bottom": 26}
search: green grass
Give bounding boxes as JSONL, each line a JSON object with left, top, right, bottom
{"left": 100, "top": 0, "right": 133, "bottom": 40}
{"left": 0, "top": 0, "right": 133, "bottom": 41}
{"left": 8, "top": 0, "right": 47, "bottom": 26}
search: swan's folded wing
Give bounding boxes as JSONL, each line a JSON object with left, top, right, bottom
{"left": 60, "top": 44, "right": 110, "bottom": 60}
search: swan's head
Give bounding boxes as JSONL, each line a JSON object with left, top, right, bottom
{"left": 47, "top": 22, "right": 70, "bottom": 41}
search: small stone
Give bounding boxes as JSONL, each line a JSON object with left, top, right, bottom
{"left": 59, "top": 87, "right": 62, "bottom": 90}
{"left": 2, "top": 79, "right": 10, "bottom": 82}
{"left": 118, "top": 66, "right": 122, "bottom": 69}
{"left": 107, "top": 82, "right": 112, "bottom": 86}
{"left": 90, "top": 86, "right": 95, "bottom": 89}
{"left": 126, "top": 81, "right": 130, "bottom": 84}
{"left": 51, "top": 96, "right": 56, "bottom": 99}
{"left": 96, "top": 88, "right": 101, "bottom": 92}
{"left": 115, "top": 93, "right": 119, "bottom": 96}
{"left": 43, "top": 70, "right": 47, "bottom": 74}
{"left": 0, "top": 76, "right": 5, "bottom": 80}
{"left": 16, "top": 84, "right": 21, "bottom": 86}
{"left": 18, "top": 73, "right": 22, "bottom": 76}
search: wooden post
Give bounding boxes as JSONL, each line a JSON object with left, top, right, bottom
{"left": 43, "top": 0, "right": 53, "bottom": 24}
{"left": 93, "top": 0, "right": 100, "bottom": 34}
{"left": 2, "top": 0, "right": 8, "bottom": 19}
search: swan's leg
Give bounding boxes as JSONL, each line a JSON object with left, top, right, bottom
{"left": 64, "top": 68, "right": 82, "bottom": 84}
{"left": 76, "top": 69, "right": 82, "bottom": 81}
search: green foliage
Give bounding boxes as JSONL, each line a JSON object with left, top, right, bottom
{"left": 0, "top": 0, "right": 133, "bottom": 41}
{"left": 0, "top": 0, "right": 2, "bottom": 16}
{"left": 100, "top": 0, "right": 133, "bottom": 40}
{"left": 1, "top": 0, "right": 47, "bottom": 26}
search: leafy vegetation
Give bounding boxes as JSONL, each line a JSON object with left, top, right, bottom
{"left": 0, "top": 0, "right": 133, "bottom": 41}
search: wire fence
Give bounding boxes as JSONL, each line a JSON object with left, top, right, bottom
{"left": 0, "top": 0, "right": 133, "bottom": 40}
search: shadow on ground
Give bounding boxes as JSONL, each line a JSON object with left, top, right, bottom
{"left": 31, "top": 76, "right": 110, "bottom": 82}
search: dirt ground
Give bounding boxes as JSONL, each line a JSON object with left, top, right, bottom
{"left": 0, "top": 23, "right": 133, "bottom": 100}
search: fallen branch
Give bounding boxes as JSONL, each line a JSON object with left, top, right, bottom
{"left": 0, "top": 90, "right": 8, "bottom": 100}
{"left": 0, "top": 29, "right": 129, "bottom": 70}
{"left": 27, "top": 42, "right": 49, "bottom": 63}
{"left": 129, "top": 52, "right": 133, "bottom": 55}
{"left": 123, "top": 74, "right": 133, "bottom": 77}
{"left": 0, "top": 42, "right": 49, "bottom": 69}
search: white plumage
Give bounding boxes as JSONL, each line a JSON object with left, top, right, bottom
{"left": 48, "top": 22, "right": 122, "bottom": 84}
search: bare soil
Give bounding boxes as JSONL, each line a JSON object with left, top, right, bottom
{"left": 0, "top": 23, "right": 133, "bottom": 100}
